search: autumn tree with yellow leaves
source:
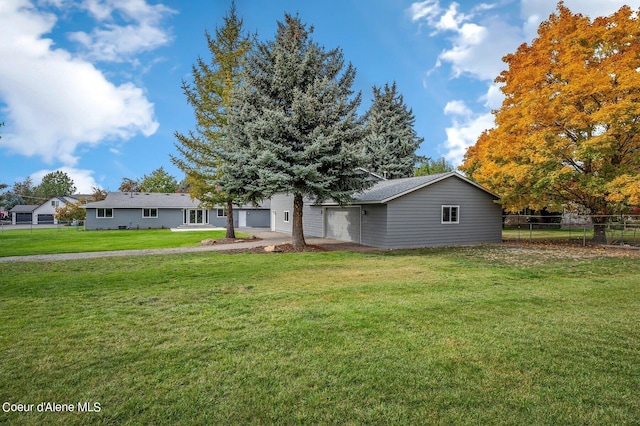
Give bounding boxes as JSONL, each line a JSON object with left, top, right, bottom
{"left": 461, "top": 3, "right": 640, "bottom": 243}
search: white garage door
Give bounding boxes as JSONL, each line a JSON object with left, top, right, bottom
{"left": 325, "top": 207, "right": 360, "bottom": 243}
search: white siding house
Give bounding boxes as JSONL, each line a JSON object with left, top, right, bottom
{"left": 10, "top": 196, "right": 80, "bottom": 225}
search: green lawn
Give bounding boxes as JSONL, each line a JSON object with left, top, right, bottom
{"left": 0, "top": 227, "right": 242, "bottom": 257}
{"left": 3, "top": 226, "right": 639, "bottom": 259}
{"left": 1, "top": 246, "right": 638, "bottom": 424}
{"left": 503, "top": 226, "right": 640, "bottom": 245}
{"left": 503, "top": 227, "right": 593, "bottom": 243}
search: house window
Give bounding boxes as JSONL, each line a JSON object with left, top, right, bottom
{"left": 51, "top": 200, "right": 59, "bottom": 207}
{"left": 283, "top": 210, "right": 290, "bottom": 223}
{"left": 216, "top": 208, "right": 227, "bottom": 217}
{"left": 442, "top": 205, "right": 459, "bottom": 224}
{"left": 142, "top": 208, "right": 158, "bottom": 218}
{"left": 97, "top": 208, "right": 113, "bottom": 218}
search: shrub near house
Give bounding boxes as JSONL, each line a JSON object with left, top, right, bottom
{"left": 55, "top": 200, "right": 86, "bottom": 224}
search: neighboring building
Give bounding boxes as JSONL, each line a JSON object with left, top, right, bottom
{"left": 82, "top": 192, "right": 270, "bottom": 230}
{"left": 9, "top": 205, "right": 39, "bottom": 224}
{"left": 271, "top": 172, "right": 502, "bottom": 249}
{"left": 9, "top": 196, "right": 80, "bottom": 225}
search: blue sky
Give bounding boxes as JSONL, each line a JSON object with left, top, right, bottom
{"left": 1, "top": 0, "right": 639, "bottom": 193}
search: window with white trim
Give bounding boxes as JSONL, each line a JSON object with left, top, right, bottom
{"left": 442, "top": 205, "right": 459, "bottom": 224}
{"left": 216, "top": 208, "right": 227, "bottom": 217}
{"left": 51, "top": 200, "right": 60, "bottom": 207}
{"left": 142, "top": 208, "right": 158, "bottom": 218}
{"left": 97, "top": 208, "right": 113, "bottom": 218}
{"left": 183, "top": 209, "right": 209, "bottom": 225}
{"left": 284, "top": 210, "right": 290, "bottom": 223}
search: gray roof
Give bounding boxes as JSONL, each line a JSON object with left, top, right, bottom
{"left": 83, "top": 192, "right": 271, "bottom": 210}
{"left": 9, "top": 205, "right": 39, "bottom": 213}
{"left": 319, "top": 172, "right": 498, "bottom": 205}
{"left": 354, "top": 172, "right": 452, "bottom": 202}
{"left": 83, "top": 192, "right": 201, "bottom": 209}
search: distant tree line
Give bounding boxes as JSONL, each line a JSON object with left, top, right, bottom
{"left": 118, "top": 166, "right": 180, "bottom": 193}
{"left": 1, "top": 171, "right": 77, "bottom": 208}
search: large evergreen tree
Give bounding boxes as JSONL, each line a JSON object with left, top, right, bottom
{"left": 171, "top": 2, "right": 253, "bottom": 238}
{"left": 220, "top": 14, "right": 370, "bottom": 248}
{"left": 362, "top": 82, "right": 423, "bottom": 179}
{"left": 1, "top": 193, "right": 23, "bottom": 211}
{"left": 0, "top": 183, "right": 24, "bottom": 211}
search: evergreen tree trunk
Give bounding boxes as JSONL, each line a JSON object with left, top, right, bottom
{"left": 225, "top": 199, "right": 236, "bottom": 239}
{"left": 292, "top": 193, "right": 306, "bottom": 249}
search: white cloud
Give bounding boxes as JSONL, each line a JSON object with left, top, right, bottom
{"left": 69, "top": 0, "right": 176, "bottom": 62}
{"left": 521, "top": 0, "right": 640, "bottom": 40}
{"left": 435, "top": 3, "right": 469, "bottom": 32}
{"left": 408, "top": 0, "right": 442, "bottom": 23}
{"left": 0, "top": 0, "right": 161, "bottom": 166}
{"left": 407, "top": 1, "right": 520, "bottom": 163}
{"left": 31, "top": 167, "right": 100, "bottom": 193}
{"left": 480, "top": 83, "right": 504, "bottom": 110}
{"left": 420, "top": 3, "right": 523, "bottom": 80}
{"left": 444, "top": 100, "right": 472, "bottom": 116}
{"left": 80, "top": 0, "right": 114, "bottom": 21}
{"left": 443, "top": 110, "right": 495, "bottom": 166}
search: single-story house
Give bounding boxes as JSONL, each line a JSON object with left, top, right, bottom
{"left": 82, "top": 192, "right": 270, "bottom": 230}
{"left": 10, "top": 196, "right": 80, "bottom": 225}
{"left": 270, "top": 172, "right": 502, "bottom": 249}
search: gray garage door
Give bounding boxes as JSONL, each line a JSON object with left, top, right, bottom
{"left": 37, "top": 214, "right": 55, "bottom": 224}
{"left": 325, "top": 207, "right": 360, "bottom": 243}
{"left": 15, "top": 213, "right": 32, "bottom": 224}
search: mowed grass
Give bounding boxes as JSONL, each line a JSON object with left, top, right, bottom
{"left": 1, "top": 246, "right": 638, "bottom": 425}
{"left": 0, "top": 228, "right": 240, "bottom": 257}
{"left": 503, "top": 226, "right": 640, "bottom": 245}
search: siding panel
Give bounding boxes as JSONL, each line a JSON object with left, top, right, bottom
{"left": 304, "top": 205, "right": 324, "bottom": 237}
{"left": 245, "top": 209, "right": 270, "bottom": 227}
{"left": 360, "top": 204, "right": 387, "bottom": 247}
{"left": 86, "top": 208, "right": 186, "bottom": 230}
{"left": 383, "top": 178, "right": 501, "bottom": 248}
{"left": 270, "top": 194, "right": 293, "bottom": 234}
{"left": 271, "top": 194, "right": 323, "bottom": 237}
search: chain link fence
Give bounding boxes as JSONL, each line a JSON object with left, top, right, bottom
{"left": 503, "top": 214, "right": 640, "bottom": 247}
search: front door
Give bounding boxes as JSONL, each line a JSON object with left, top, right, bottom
{"left": 238, "top": 210, "right": 247, "bottom": 227}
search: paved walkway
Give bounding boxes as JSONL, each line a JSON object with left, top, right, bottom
{"left": 0, "top": 228, "right": 363, "bottom": 263}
